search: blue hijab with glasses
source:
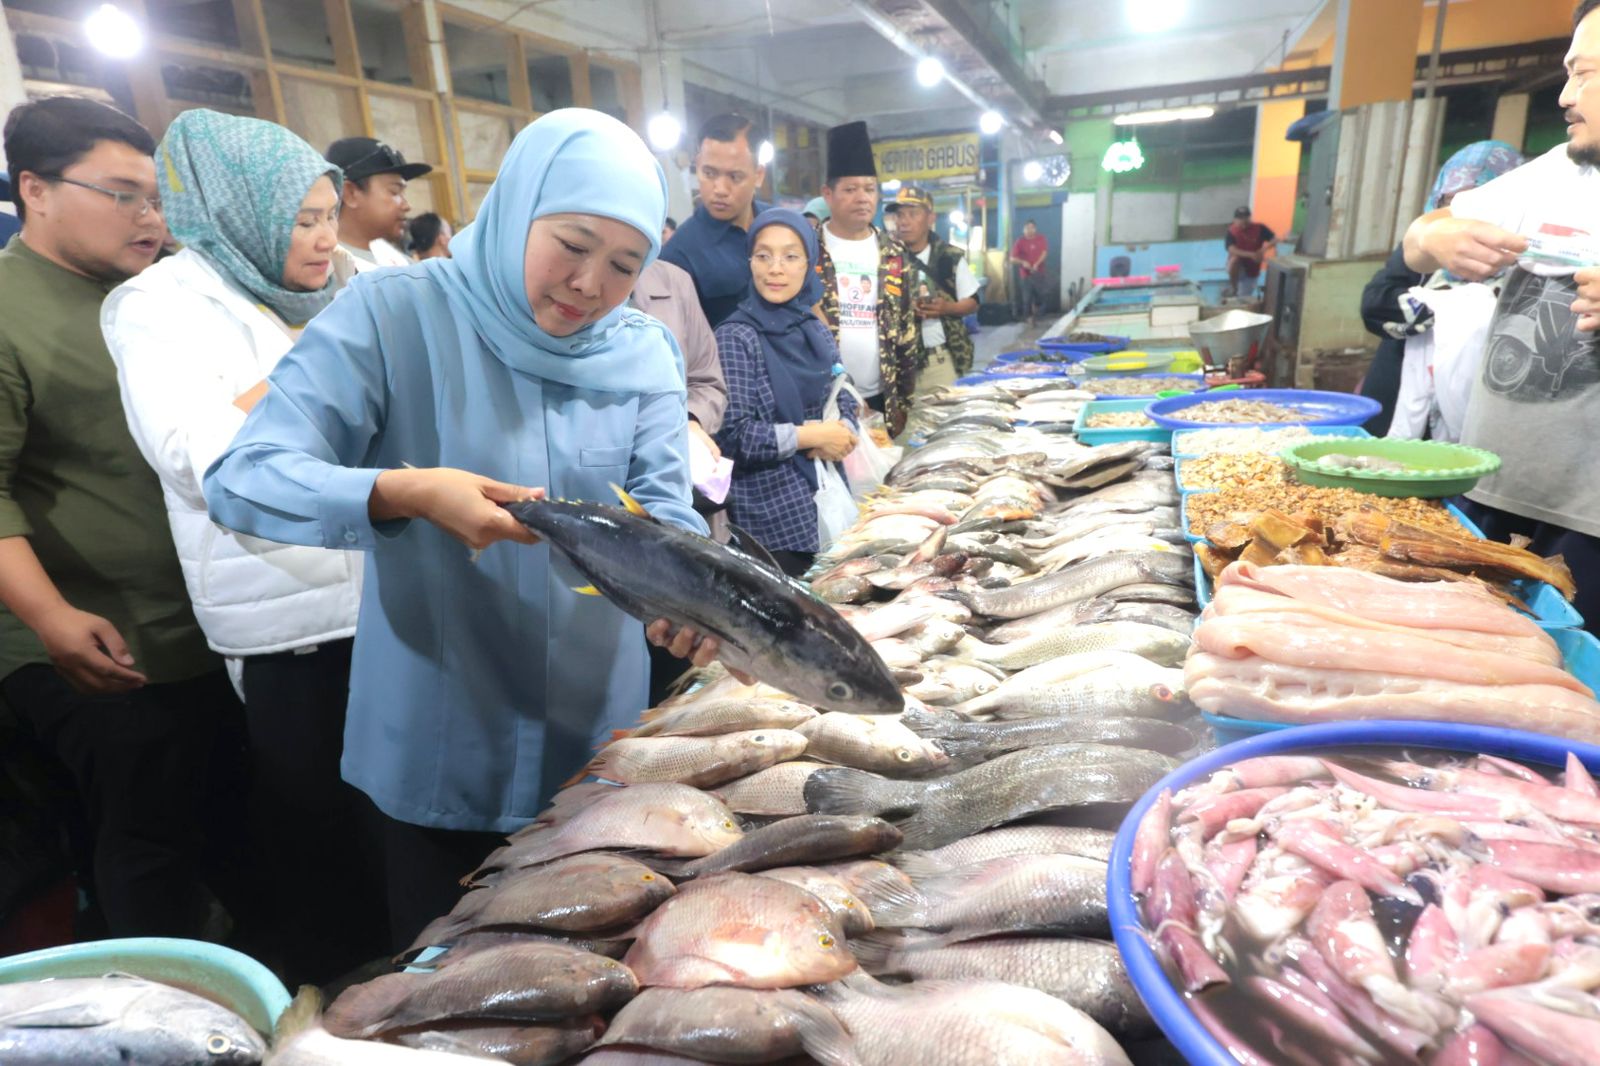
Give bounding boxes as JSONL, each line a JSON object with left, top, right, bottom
{"left": 158, "top": 108, "right": 342, "bottom": 325}
{"left": 433, "top": 108, "right": 682, "bottom": 394}
{"left": 722, "top": 207, "right": 840, "bottom": 488}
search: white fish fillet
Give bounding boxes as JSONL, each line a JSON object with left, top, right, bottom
{"left": 1217, "top": 560, "right": 1548, "bottom": 641}
{"left": 1194, "top": 614, "right": 1589, "bottom": 695}
{"left": 1185, "top": 651, "right": 1600, "bottom": 743}
{"left": 1207, "top": 584, "right": 1561, "bottom": 666}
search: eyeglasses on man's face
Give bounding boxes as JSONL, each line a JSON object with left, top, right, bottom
{"left": 751, "top": 252, "right": 806, "bottom": 269}
{"left": 49, "top": 175, "right": 163, "bottom": 219}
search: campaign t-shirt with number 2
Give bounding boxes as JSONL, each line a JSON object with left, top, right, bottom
{"left": 823, "top": 227, "right": 882, "bottom": 397}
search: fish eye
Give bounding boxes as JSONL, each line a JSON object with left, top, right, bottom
{"left": 207, "top": 1035, "right": 234, "bottom": 1055}
{"left": 641, "top": 872, "right": 655, "bottom": 881}
{"left": 1153, "top": 685, "right": 1174, "bottom": 701}
{"left": 752, "top": 733, "right": 768, "bottom": 743}
{"left": 723, "top": 820, "right": 735, "bottom": 829}
{"left": 819, "top": 933, "right": 836, "bottom": 948}
{"left": 896, "top": 749, "right": 914, "bottom": 762}
{"left": 827, "top": 681, "right": 854, "bottom": 701}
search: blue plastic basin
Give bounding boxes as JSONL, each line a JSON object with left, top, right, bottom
{"left": 1171, "top": 425, "right": 1372, "bottom": 458}
{"left": 1109, "top": 721, "right": 1600, "bottom": 1066}
{"left": 1148, "top": 389, "right": 1381, "bottom": 430}
{"left": 0, "top": 937, "right": 290, "bottom": 1036}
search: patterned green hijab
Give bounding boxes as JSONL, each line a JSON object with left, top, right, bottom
{"left": 158, "top": 109, "right": 343, "bottom": 324}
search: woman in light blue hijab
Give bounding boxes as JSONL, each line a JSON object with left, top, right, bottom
{"left": 204, "top": 109, "right": 712, "bottom": 947}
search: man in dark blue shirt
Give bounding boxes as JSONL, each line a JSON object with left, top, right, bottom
{"left": 660, "top": 113, "right": 771, "bottom": 327}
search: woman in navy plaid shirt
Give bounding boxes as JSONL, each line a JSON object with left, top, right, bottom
{"left": 715, "top": 208, "right": 859, "bottom": 577}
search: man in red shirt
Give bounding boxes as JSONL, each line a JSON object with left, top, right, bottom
{"left": 1009, "top": 220, "right": 1049, "bottom": 326}
{"left": 1224, "top": 206, "right": 1277, "bottom": 299}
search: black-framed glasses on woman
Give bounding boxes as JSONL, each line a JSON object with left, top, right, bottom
{"left": 48, "top": 176, "right": 163, "bottom": 219}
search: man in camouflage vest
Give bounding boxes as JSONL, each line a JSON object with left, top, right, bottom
{"left": 887, "top": 185, "right": 979, "bottom": 393}
{"left": 815, "top": 121, "right": 920, "bottom": 437}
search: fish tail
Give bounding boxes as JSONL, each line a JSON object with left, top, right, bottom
{"left": 270, "top": 986, "right": 324, "bottom": 1050}
{"left": 399, "top": 914, "right": 460, "bottom": 962}
{"left": 847, "top": 931, "right": 900, "bottom": 974}
{"left": 793, "top": 989, "right": 865, "bottom": 1066}
{"left": 803, "top": 766, "right": 914, "bottom": 818}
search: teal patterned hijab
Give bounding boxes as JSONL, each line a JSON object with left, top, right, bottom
{"left": 158, "top": 109, "right": 343, "bottom": 324}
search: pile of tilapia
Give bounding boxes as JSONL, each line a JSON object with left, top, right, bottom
{"left": 1132, "top": 748, "right": 1600, "bottom": 1065}
{"left": 317, "top": 415, "right": 1211, "bottom": 1065}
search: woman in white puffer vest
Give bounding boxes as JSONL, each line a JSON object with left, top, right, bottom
{"left": 100, "top": 108, "right": 380, "bottom": 984}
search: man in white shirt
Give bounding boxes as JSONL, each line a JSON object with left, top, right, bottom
{"left": 815, "top": 121, "right": 918, "bottom": 437}
{"left": 324, "top": 137, "right": 432, "bottom": 272}
{"left": 1403, "top": 0, "right": 1600, "bottom": 632}
{"left": 887, "top": 185, "right": 980, "bottom": 394}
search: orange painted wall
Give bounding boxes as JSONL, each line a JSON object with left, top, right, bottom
{"left": 1335, "top": 0, "right": 1426, "bottom": 108}
{"left": 1299, "top": 0, "right": 1571, "bottom": 68}
{"left": 1251, "top": 99, "right": 1306, "bottom": 237}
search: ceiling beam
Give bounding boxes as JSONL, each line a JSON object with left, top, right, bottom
{"left": 1045, "top": 36, "right": 1569, "bottom": 118}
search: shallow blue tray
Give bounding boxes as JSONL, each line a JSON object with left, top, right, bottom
{"left": 994, "top": 348, "right": 1082, "bottom": 365}
{"left": 1109, "top": 721, "right": 1600, "bottom": 1066}
{"left": 1039, "top": 334, "right": 1130, "bottom": 355}
{"left": 1075, "top": 398, "right": 1171, "bottom": 446}
{"left": 1187, "top": 502, "right": 1579, "bottom": 628}
{"left": 1171, "top": 424, "right": 1372, "bottom": 458}
{"left": 1148, "top": 389, "right": 1381, "bottom": 430}
{"left": 1087, "top": 373, "right": 1207, "bottom": 401}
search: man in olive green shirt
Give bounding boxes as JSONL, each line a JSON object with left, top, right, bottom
{"left": 0, "top": 97, "right": 231, "bottom": 938}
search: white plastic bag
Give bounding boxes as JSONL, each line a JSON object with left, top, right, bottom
{"left": 824, "top": 377, "right": 902, "bottom": 499}
{"left": 813, "top": 459, "right": 859, "bottom": 548}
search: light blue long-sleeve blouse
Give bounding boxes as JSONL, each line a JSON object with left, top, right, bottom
{"left": 204, "top": 264, "right": 705, "bottom": 833}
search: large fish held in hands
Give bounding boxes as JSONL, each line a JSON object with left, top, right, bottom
{"left": 505, "top": 490, "right": 902, "bottom": 715}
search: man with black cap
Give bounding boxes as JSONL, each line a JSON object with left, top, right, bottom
{"left": 324, "top": 137, "right": 432, "bottom": 272}
{"left": 1224, "top": 205, "right": 1276, "bottom": 299}
{"left": 888, "top": 185, "right": 979, "bottom": 394}
{"left": 816, "top": 120, "right": 918, "bottom": 438}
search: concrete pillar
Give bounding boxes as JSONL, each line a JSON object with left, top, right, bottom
{"left": 1492, "top": 92, "right": 1530, "bottom": 151}
{"left": 0, "top": 2, "right": 29, "bottom": 174}
{"left": 1329, "top": 0, "right": 1425, "bottom": 111}
{"left": 1250, "top": 99, "right": 1305, "bottom": 239}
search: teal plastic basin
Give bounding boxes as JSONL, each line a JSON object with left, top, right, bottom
{"left": 0, "top": 937, "right": 290, "bottom": 1036}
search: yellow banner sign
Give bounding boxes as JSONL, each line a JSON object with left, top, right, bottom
{"left": 872, "top": 133, "right": 981, "bottom": 184}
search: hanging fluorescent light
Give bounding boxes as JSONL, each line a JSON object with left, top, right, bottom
{"left": 1113, "top": 105, "right": 1216, "bottom": 126}
{"left": 1126, "top": 0, "right": 1185, "bottom": 34}
{"left": 1046, "top": 129, "right": 1065, "bottom": 145}
{"left": 646, "top": 111, "right": 682, "bottom": 152}
{"left": 979, "top": 110, "right": 1004, "bottom": 136}
{"left": 85, "top": 3, "right": 143, "bottom": 58}
{"left": 1102, "top": 139, "right": 1146, "bottom": 174}
{"left": 881, "top": 179, "right": 903, "bottom": 192}
{"left": 916, "top": 57, "right": 946, "bottom": 88}
{"left": 1021, "top": 159, "right": 1045, "bottom": 183}
{"left": 757, "top": 139, "right": 775, "bottom": 166}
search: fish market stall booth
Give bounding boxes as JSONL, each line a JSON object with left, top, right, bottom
{"left": 9, "top": 371, "right": 1597, "bottom": 1066}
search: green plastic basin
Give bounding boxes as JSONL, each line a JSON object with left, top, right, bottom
{"left": 1281, "top": 437, "right": 1502, "bottom": 498}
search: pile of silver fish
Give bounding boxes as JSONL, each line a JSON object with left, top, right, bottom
{"left": 1186, "top": 561, "right": 1600, "bottom": 742}
{"left": 1132, "top": 747, "right": 1600, "bottom": 1065}
{"left": 304, "top": 395, "right": 1214, "bottom": 1064}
